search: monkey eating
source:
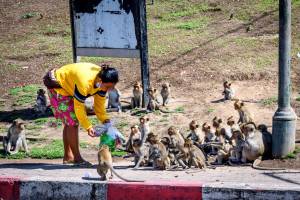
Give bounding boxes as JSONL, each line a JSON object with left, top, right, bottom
{"left": 131, "top": 81, "right": 143, "bottom": 109}
{"left": 34, "top": 89, "right": 47, "bottom": 116}
{"left": 3, "top": 119, "right": 29, "bottom": 155}
{"left": 97, "top": 144, "right": 144, "bottom": 182}
{"left": 160, "top": 82, "right": 171, "bottom": 106}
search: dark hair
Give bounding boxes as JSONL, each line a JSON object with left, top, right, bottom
{"left": 98, "top": 65, "right": 119, "bottom": 83}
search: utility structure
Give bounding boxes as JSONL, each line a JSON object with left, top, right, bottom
{"left": 272, "top": 0, "right": 297, "bottom": 158}
{"left": 69, "top": 0, "right": 150, "bottom": 107}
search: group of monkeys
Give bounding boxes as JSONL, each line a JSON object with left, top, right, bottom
{"left": 120, "top": 99, "right": 279, "bottom": 173}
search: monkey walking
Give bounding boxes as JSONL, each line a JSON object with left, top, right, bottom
{"left": 160, "top": 82, "right": 171, "bottom": 106}
{"left": 97, "top": 145, "right": 144, "bottom": 182}
{"left": 3, "top": 119, "right": 29, "bottom": 155}
{"left": 34, "top": 89, "right": 47, "bottom": 116}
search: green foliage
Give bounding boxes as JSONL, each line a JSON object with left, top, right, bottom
{"left": 30, "top": 139, "right": 64, "bottom": 159}
{"left": 111, "top": 150, "right": 127, "bottom": 157}
{"left": 260, "top": 97, "right": 277, "bottom": 106}
{"left": 21, "top": 12, "right": 38, "bottom": 19}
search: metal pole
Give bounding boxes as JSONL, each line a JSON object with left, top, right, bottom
{"left": 69, "top": 0, "right": 79, "bottom": 63}
{"left": 138, "top": 0, "right": 150, "bottom": 107}
{"left": 272, "top": 0, "right": 297, "bottom": 158}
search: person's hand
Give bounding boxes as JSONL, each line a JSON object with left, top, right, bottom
{"left": 87, "top": 127, "right": 96, "bottom": 137}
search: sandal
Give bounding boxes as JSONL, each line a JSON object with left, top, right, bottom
{"left": 73, "top": 160, "right": 93, "bottom": 168}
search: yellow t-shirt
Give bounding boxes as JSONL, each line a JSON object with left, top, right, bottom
{"left": 54, "top": 62, "right": 109, "bottom": 130}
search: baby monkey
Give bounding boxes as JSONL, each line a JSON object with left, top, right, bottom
{"left": 97, "top": 144, "right": 144, "bottom": 182}
{"left": 34, "top": 89, "right": 47, "bottom": 116}
{"left": 160, "top": 82, "right": 171, "bottom": 106}
{"left": 3, "top": 119, "right": 28, "bottom": 155}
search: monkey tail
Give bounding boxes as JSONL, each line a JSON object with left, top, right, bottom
{"left": 252, "top": 157, "right": 285, "bottom": 170}
{"left": 108, "top": 165, "right": 145, "bottom": 182}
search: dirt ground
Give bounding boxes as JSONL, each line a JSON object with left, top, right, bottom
{"left": 0, "top": 0, "right": 300, "bottom": 169}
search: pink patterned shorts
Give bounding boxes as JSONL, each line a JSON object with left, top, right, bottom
{"left": 48, "top": 89, "right": 79, "bottom": 126}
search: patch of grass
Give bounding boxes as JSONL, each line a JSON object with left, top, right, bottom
{"left": 255, "top": 57, "right": 273, "bottom": 69}
{"left": 21, "top": 12, "right": 38, "bottom": 19}
{"left": 10, "top": 85, "right": 41, "bottom": 106}
{"left": 111, "top": 150, "right": 127, "bottom": 157}
{"left": 234, "top": 37, "right": 259, "bottom": 48}
{"left": 174, "top": 106, "right": 184, "bottom": 113}
{"left": 7, "top": 63, "right": 20, "bottom": 69}
{"left": 116, "top": 121, "right": 128, "bottom": 130}
{"left": 176, "top": 18, "right": 209, "bottom": 30}
{"left": 284, "top": 147, "right": 300, "bottom": 159}
{"left": 159, "top": 118, "right": 168, "bottom": 123}
{"left": 26, "top": 123, "right": 42, "bottom": 131}
{"left": 207, "top": 108, "right": 215, "bottom": 113}
{"left": 34, "top": 118, "right": 49, "bottom": 126}
{"left": 30, "top": 139, "right": 64, "bottom": 159}
{"left": 0, "top": 150, "right": 29, "bottom": 159}
{"left": 80, "top": 141, "right": 89, "bottom": 149}
{"left": 260, "top": 96, "right": 277, "bottom": 106}
{"left": 296, "top": 97, "right": 300, "bottom": 101}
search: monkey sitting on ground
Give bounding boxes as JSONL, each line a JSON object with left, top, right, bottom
{"left": 97, "top": 144, "right": 144, "bottom": 182}
{"left": 147, "top": 86, "right": 174, "bottom": 113}
{"left": 34, "top": 89, "right": 47, "bottom": 116}
{"left": 222, "top": 81, "right": 235, "bottom": 100}
{"left": 212, "top": 117, "right": 227, "bottom": 143}
{"left": 160, "top": 82, "right": 171, "bottom": 106}
{"left": 107, "top": 87, "right": 122, "bottom": 112}
{"left": 187, "top": 120, "right": 205, "bottom": 148}
{"left": 228, "top": 126, "right": 244, "bottom": 164}
{"left": 131, "top": 81, "right": 143, "bottom": 109}
{"left": 234, "top": 100, "right": 253, "bottom": 124}
{"left": 132, "top": 138, "right": 150, "bottom": 167}
{"left": 167, "top": 126, "right": 187, "bottom": 168}
{"left": 202, "top": 122, "right": 217, "bottom": 155}
{"left": 147, "top": 132, "right": 170, "bottom": 170}
{"left": 240, "top": 122, "right": 284, "bottom": 170}
{"left": 134, "top": 116, "right": 151, "bottom": 169}
{"left": 179, "top": 138, "right": 206, "bottom": 169}
{"left": 124, "top": 125, "right": 141, "bottom": 153}
{"left": 3, "top": 119, "right": 28, "bottom": 155}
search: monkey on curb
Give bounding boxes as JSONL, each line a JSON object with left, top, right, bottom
{"left": 240, "top": 122, "right": 285, "bottom": 170}
{"left": 3, "top": 119, "right": 29, "bottom": 155}
{"left": 147, "top": 132, "right": 171, "bottom": 170}
{"left": 34, "top": 89, "right": 47, "bottom": 116}
{"left": 160, "top": 82, "right": 171, "bottom": 106}
{"left": 131, "top": 81, "right": 143, "bottom": 109}
{"left": 97, "top": 145, "right": 144, "bottom": 182}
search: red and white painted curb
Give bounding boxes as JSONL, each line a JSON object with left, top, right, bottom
{"left": 0, "top": 176, "right": 299, "bottom": 200}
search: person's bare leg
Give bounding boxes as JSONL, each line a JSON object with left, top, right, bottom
{"left": 63, "top": 125, "right": 74, "bottom": 163}
{"left": 66, "top": 125, "right": 84, "bottom": 162}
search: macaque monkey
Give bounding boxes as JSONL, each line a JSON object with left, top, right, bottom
{"left": 180, "top": 138, "right": 206, "bottom": 169}
{"left": 34, "top": 89, "right": 47, "bottom": 115}
{"left": 167, "top": 126, "right": 187, "bottom": 168}
{"left": 125, "top": 125, "right": 141, "bottom": 153}
{"left": 132, "top": 138, "right": 150, "bottom": 167}
{"left": 97, "top": 145, "right": 144, "bottom": 182}
{"left": 212, "top": 117, "right": 227, "bottom": 143}
{"left": 131, "top": 81, "right": 143, "bottom": 109}
{"left": 147, "top": 132, "right": 170, "bottom": 170}
{"left": 134, "top": 116, "right": 150, "bottom": 169}
{"left": 85, "top": 96, "right": 95, "bottom": 114}
{"left": 160, "top": 82, "right": 171, "bottom": 106}
{"left": 222, "top": 81, "right": 235, "bottom": 100}
{"left": 187, "top": 120, "right": 205, "bottom": 147}
{"left": 147, "top": 86, "right": 159, "bottom": 111}
{"left": 3, "top": 119, "right": 28, "bottom": 155}
{"left": 234, "top": 100, "right": 253, "bottom": 124}
{"left": 202, "top": 122, "right": 217, "bottom": 155}
{"left": 107, "top": 87, "right": 122, "bottom": 112}
{"left": 228, "top": 126, "right": 244, "bottom": 164}
{"left": 241, "top": 122, "right": 283, "bottom": 170}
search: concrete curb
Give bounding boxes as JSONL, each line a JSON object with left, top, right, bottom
{"left": 0, "top": 177, "right": 299, "bottom": 200}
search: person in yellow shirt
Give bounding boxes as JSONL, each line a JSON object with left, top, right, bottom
{"left": 44, "top": 63, "right": 118, "bottom": 165}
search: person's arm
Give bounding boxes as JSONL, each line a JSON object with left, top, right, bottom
{"left": 94, "top": 91, "right": 110, "bottom": 123}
